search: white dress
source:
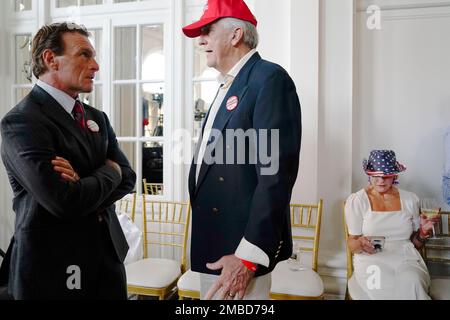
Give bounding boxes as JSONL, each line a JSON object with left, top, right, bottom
{"left": 345, "top": 189, "right": 431, "bottom": 300}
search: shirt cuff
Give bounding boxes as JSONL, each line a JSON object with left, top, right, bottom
{"left": 235, "top": 237, "right": 270, "bottom": 268}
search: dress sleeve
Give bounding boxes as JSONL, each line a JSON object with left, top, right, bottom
{"left": 410, "top": 192, "right": 421, "bottom": 231}
{"left": 345, "top": 192, "right": 365, "bottom": 236}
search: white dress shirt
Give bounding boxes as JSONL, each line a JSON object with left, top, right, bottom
{"left": 195, "top": 49, "right": 256, "bottom": 184}
{"left": 36, "top": 79, "right": 78, "bottom": 118}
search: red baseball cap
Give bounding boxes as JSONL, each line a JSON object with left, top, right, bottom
{"left": 182, "top": 0, "right": 257, "bottom": 38}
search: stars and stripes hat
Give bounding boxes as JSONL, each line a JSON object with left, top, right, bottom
{"left": 363, "top": 150, "right": 406, "bottom": 177}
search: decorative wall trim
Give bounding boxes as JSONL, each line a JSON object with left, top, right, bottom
{"left": 50, "top": 0, "right": 171, "bottom": 19}
{"left": 356, "top": 0, "right": 450, "bottom": 12}
{"left": 357, "top": 4, "right": 450, "bottom": 21}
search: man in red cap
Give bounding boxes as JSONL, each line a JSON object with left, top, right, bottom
{"left": 183, "top": 0, "right": 302, "bottom": 300}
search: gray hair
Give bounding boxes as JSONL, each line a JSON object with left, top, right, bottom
{"left": 219, "top": 17, "right": 259, "bottom": 49}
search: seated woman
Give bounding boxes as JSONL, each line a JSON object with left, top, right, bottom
{"left": 345, "top": 150, "right": 438, "bottom": 300}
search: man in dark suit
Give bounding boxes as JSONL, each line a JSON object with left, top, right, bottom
{"left": 0, "top": 22, "right": 136, "bottom": 299}
{"left": 182, "top": 0, "right": 301, "bottom": 299}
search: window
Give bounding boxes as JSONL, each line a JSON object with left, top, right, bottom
{"left": 192, "top": 41, "right": 219, "bottom": 140}
{"left": 113, "top": 0, "right": 152, "bottom": 3}
{"left": 79, "top": 29, "right": 103, "bottom": 109}
{"left": 6, "top": 0, "right": 205, "bottom": 201}
{"left": 113, "top": 23, "right": 166, "bottom": 195}
{"left": 56, "top": 0, "right": 102, "bottom": 7}
{"left": 15, "top": 0, "right": 32, "bottom": 11}
{"left": 13, "top": 34, "right": 33, "bottom": 104}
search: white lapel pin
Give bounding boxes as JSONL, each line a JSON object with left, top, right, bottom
{"left": 86, "top": 120, "right": 100, "bottom": 133}
{"left": 226, "top": 96, "right": 239, "bottom": 111}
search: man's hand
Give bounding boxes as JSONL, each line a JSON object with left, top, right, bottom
{"left": 204, "top": 255, "right": 255, "bottom": 300}
{"left": 106, "top": 159, "right": 122, "bottom": 178}
{"left": 52, "top": 156, "right": 80, "bottom": 183}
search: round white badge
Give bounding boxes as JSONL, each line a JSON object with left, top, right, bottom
{"left": 226, "top": 96, "right": 239, "bottom": 111}
{"left": 86, "top": 120, "right": 100, "bottom": 133}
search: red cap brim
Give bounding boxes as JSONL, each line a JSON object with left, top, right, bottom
{"left": 182, "top": 17, "right": 220, "bottom": 38}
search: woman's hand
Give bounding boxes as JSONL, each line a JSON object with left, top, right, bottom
{"left": 419, "top": 214, "right": 440, "bottom": 237}
{"left": 52, "top": 156, "right": 80, "bottom": 183}
{"left": 348, "top": 235, "right": 376, "bottom": 255}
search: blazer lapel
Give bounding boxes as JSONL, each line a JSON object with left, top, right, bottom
{"left": 194, "top": 53, "right": 261, "bottom": 195}
{"left": 84, "top": 107, "right": 105, "bottom": 164}
{"left": 30, "top": 86, "right": 93, "bottom": 163}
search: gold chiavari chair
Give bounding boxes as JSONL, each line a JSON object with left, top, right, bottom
{"left": 270, "top": 199, "right": 325, "bottom": 300}
{"left": 423, "top": 211, "right": 450, "bottom": 300}
{"left": 423, "top": 211, "right": 450, "bottom": 263}
{"left": 116, "top": 192, "right": 137, "bottom": 222}
{"left": 343, "top": 201, "right": 370, "bottom": 300}
{"left": 177, "top": 269, "right": 201, "bottom": 300}
{"left": 143, "top": 179, "right": 164, "bottom": 196}
{"left": 125, "top": 199, "right": 191, "bottom": 299}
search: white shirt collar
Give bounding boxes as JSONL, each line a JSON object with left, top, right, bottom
{"left": 217, "top": 49, "right": 257, "bottom": 86}
{"left": 36, "top": 79, "right": 77, "bottom": 115}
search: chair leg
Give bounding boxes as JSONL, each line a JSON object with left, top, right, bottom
{"left": 345, "top": 287, "right": 352, "bottom": 300}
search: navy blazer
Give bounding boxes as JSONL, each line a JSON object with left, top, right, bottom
{"left": 0, "top": 86, "right": 136, "bottom": 299}
{"left": 188, "top": 53, "right": 302, "bottom": 277}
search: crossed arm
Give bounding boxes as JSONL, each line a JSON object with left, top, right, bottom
{"left": 1, "top": 111, "right": 135, "bottom": 219}
{"left": 51, "top": 113, "right": 136, "bottom": 210}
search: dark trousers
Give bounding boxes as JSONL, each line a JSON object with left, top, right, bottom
{"left": 4, "top": 217, "right": 127, "bottom": 300}
{"left": 94, "top": 219, "right": 127, "bottom": 300}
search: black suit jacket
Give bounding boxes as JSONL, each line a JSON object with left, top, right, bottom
{"left": 0, "top": 85, "right": 136, "bottom": 299}
{"left": 188, "top": 53, "right": 302, "bottom": 277}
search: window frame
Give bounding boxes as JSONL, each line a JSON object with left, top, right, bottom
{"left": 6, "top": 0, "right": 214, "bottom": 203}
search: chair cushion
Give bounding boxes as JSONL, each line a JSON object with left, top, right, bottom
{"left": 177, "top": 269, "right": 200, "bottom": 292}
{"left": 348, "top": 275, "right": 370, "bottom": 300}
{"left": 430, "top": 278, "right": 450, "bottom": 300}
{"left": 126, "top": 258, "right": 181, "bottom": 288}
{"left": 270, "top": 260, "right": 324, "bottom": 297}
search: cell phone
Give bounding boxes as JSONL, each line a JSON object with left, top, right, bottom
{"left": 367, "top": 236, "right": 385, "bottom": 252}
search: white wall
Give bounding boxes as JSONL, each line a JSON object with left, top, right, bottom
{"left": 289, "top": 0, "right": 320, "bottom": 205}
{"left": 252, "top": 0, "right": 291, "bottom": 71}
{"left": 316, "top": 0, "right": 354, "bottom": 271}
{"left": 248, "top": 1, "right": 354, "bottom": 295}
{"left": 354, "top": 3, "right": 450, "bottom": 209}
{"left": 251, "top": 0, "right": 450, "bottom": 296}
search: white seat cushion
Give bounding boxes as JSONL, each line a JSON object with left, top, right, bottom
{"left": 430, "top": 278, "right": 450, "bottom": 300}
{"left": 270, "top": 260, "right": 324, "bottom": 297}
{"left": 126, "top": 258, "right": 181, "bottom": 288}
{"left": 177, "top": 269, "right": 200, "bottom": 292}
{"left": 348, "top": 275, "right": 370, "bottom": 300}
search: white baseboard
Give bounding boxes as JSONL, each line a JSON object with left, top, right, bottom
{"left": 317, "top": 249, "right": 348, "bottom": 298}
